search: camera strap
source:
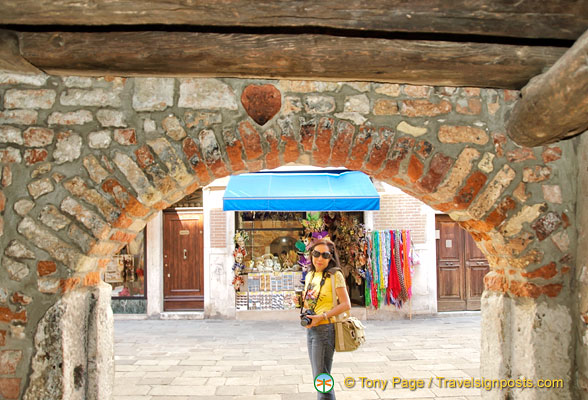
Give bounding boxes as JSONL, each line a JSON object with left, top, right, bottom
{"left": 300, "top": 271, "right": 329, "bottom": 315}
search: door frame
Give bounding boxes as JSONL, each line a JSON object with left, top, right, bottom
{"left": 162, "top": 208, "right": 205, "bottom": 311}
{"left": 435, "top": 214, "right": 489, "bottom": 312}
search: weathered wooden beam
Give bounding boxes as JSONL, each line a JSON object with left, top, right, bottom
{"left": 14, "top": 31, "right": 566, "bottom": 89}
{"left": 1, "top": 0, "right": 587, "bottom": 40}
{"left": 507, "top": 29, "right": 588, "bottom": 146}
{"left": 0, "top": 30, "right": 42, "bottom": 74}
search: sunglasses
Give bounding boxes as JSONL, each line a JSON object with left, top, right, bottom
{"left": 311, "top": 250, "right": 332, "bottom": 260}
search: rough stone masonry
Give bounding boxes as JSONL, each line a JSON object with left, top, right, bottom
{"left": 0, "top": 73, "right": 579, "bottom": 399}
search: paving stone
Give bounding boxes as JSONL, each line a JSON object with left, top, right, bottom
{"left": 115, "top": 317, "right": 481, "bottom": 400}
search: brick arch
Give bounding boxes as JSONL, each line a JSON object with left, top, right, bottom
{"left": 0, "top": 75, "right": 575, "bottom": 398}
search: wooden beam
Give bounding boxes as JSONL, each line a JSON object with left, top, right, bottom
{"left": 0, "top": 0, "right": 587, "bottom": 40}
{"left": 0, "top": 30, "right": 42, "bottom": 74}
{"left": 507, "top": 29, "right": 588, "bottom": 146}
{"left": 14, "top": 31, "right": 566, "bottom": 89}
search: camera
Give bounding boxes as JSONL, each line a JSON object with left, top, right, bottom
{"left": 300, "top": 309, "right": 316, "bottom": 326}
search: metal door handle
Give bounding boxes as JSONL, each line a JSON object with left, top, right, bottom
{"left": 183, "top": 249, "right": 187, "bottom": 260}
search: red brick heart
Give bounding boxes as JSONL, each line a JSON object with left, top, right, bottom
{"left": 241, "top": 84, "right": 281, "bottom": 126}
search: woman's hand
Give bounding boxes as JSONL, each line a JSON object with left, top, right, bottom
{"left": 305, "top": 313, "right": 325, "bottom": 329}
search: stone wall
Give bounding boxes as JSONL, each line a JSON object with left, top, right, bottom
{"left": 0, "top": 72, "right": 579, "bottom": 399}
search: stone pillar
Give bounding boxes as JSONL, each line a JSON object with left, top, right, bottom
{"left": 146, "top": 211, "right": 163, "bottom": 317}
{"left": 575, "top": 132, "right": 588, "bottom": 398}
{"left": 482, "top": 293, "right": 573, "bottom": 399}
{"left": 23, "top": 284, "right": 114, "bottom": 400}
{"left": 86, "top": 282, "right": 114, "bottom": 400}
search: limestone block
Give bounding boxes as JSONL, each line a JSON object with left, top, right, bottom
{"left": 38, "top": 278, "right": 59, "bottom": 294}
{"left": 27, "top": 178, "right": 54, "bottom": 199}
{"left": 0, "top": 126, "right": 23, "bottom": 145}
{"left": 113, "top": 128, "right": 136, "bottom": 145}
{"left": 162, "top": 115, "right": 187, "bottom": 141}
{"left": 60, "top": 197, "right": 111, "bottom": 240}
{"left": 500, "top": 203, "right": 546, "bottom": 238}
{"left": 468, "top": 165, "right": 515, "bottom": 220}
{"left": 39, "top": 205, "right": 71, "bottom": 231}
{"left": 0, "top": 147, "right": 22, "bottom": 164}
{"left": 88, "top": 130, "right": 112, "bottom": 149}
{"left": 334, "top": 112, "right": 366, "bottom": 125}
{"left": 303, "top": 95, "right": 336, "bottom": 114}
{"left": 147, "top": 138, "right": 193, "bottom": 187}
{"left": 178, "top": 78, "right": 238, "bottom": 110}
{"left": 4, "top": 89, "right": 56, "bottom": 109}
{"left": 374, "top": 83, "right": 401, "bottom": 97}
{"left": 278, "top": 80, "right": 339, "bottom": 93}
{"left": 4, "top": 240, "right": 35, "bottom": 259}
{"left": 112, "top": 152, "right": 161, "bottom": 206}
{"left": 0, "top": 110, "right": 38, "bottom": 125}
{"left": 63, "top": 76, "right": 92, "bottom": 88}
{"left": 3, "top": 256, "right": 30, "bottom": 281}
{"left": 184, "top": 111, "right": 222, "bottom": 128}
{"left": 96, "top": 110, "right": 126, "bottom": 127}
{"left": 435, "top": 148, "right": 480, "bottom": 202}
{"left": 60, "top": 89, "right": 121, "bottom": 107}
{"left": 48, "top": 110, "right": 93, "bottom": 126}
{"left": 478, "top": 152, "right": 495, "bottom": 173}
{"left": 397, "top": 121, "right": 427, "bottom": 137}
{"left": 132, "top": 77, "right": 174, "bottom": 111}
{"left": 343, "top": 94, "right": 370, "bottom": 114}
{"left": 14, "top": 199, "right": 34, "bottom": 216}
{"left": 82, "top": 156, "right": 110, "bottom": 184}
{"left": 0, "top": 72, "right": 48, "bottom": 86}
{"left": 17, "top": 217, "right": 82, "bottom": 270}
{"left": 54, "top": 132, "right": 82, "bottom": 164}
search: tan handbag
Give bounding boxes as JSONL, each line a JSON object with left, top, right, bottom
{"left": 331, "top": 274, "right": 366, "bottom": 352}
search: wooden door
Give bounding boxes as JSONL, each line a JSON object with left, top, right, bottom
{"left": 464, "top": 232, "right": 490, "bottom": 310}
{"left": 163, "top": 211, "right": 204, "bottom": 311}
{"left": 436, "top": 214, "right": 489, "bottom": 311}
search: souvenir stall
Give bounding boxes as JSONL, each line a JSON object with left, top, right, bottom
{"left": 223, "top": 169, "right": 381, "bottom": 312}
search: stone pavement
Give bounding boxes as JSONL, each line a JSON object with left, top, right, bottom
{"left": 114, "top": 314, "right": 482, "bottom": 400}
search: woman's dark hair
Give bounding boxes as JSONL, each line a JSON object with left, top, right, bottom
{"left": 308, "top": 238, "right": 342, "bottom": 274}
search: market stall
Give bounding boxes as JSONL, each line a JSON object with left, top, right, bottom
{"left": 223, "top": 169, "right": 382, "bottom": 311}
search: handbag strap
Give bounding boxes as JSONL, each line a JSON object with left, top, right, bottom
{"left": 331, "top": 272, "right": 345, "bottom": 323}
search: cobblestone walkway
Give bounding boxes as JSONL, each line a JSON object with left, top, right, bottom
{"left": 114, "top": 315, "right": 481, "bottom": 399}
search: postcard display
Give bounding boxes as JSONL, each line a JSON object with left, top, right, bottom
{"left": 235, "top": 271, "right": 304, "bottom": 311}
{"left": 103, "top": 230, "right": 146, "bottom": 298}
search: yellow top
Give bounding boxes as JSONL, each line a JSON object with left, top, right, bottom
{"left": 303, "top": 270, "right": 346, "bottom": 325}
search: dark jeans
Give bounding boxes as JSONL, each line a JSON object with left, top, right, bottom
{"left": 307, "top": 324, "right": 336, "bottom": 400}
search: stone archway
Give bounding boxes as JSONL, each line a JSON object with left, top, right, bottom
{"left": 0, "top": 74, "right": 575, "bottom": 399}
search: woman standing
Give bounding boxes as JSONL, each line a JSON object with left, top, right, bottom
{"left": 301, "top": 238, "right": 351, "bottom": 399}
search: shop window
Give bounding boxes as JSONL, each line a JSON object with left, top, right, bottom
{"left": 103, "top": 229, "right": 146, "bottom": 298}
{"left": 234, "top": 211, "right": 367, "bottom": 309}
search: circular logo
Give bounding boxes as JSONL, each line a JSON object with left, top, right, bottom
{"left": 314, "top": 373, "right": 334, "bottom": 393}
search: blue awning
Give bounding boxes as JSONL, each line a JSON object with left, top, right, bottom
{"left": 222, "top": 170, "right": 380, "bottom": 211}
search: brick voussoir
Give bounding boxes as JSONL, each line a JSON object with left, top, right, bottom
{"left": 146, "top": 137, "right": 194, "bottom": 188}
{"left": 87, "top": 240, "right": 125, "bottom": 257}
{"left": 328, "top": 120, "right": 354, "bottom": 167}
{"left": 101, "top": 179, "right": 151, "bottom": 218}
{"left": 112, "top": 151, "right": 162, "bottom": 206}
{"left": 108, "top": 229, "right": 137, "bottom": 244}
{"left": 60, "top": 196, "right": 111, "bottom": 240}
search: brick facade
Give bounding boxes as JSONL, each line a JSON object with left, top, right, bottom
{"left": 373, "top": 192, "right": 428, "bottom": 245}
